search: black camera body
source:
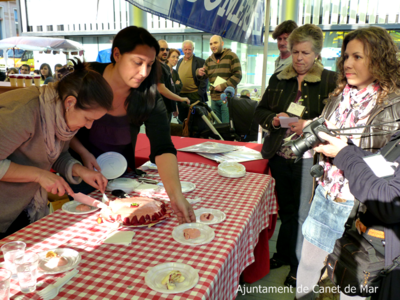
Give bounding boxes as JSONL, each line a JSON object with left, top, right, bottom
{"left": 283, "top": 117, "right": 332, "bottom": 160}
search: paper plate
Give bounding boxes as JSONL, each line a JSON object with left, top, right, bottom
{"left": 172, "top": 223, "right": 215, "bottom": 246}
{"left": 96, "top": 152, "right": 127, "bottom": 180}
{"left": 62, "top": 201, "right": 100, "bottom": 215}
{"left": 37, "top": 248, "right": 81, "bottom": 274}
{"left": 133, "top": 183, "right": 162, "bottom": 193}
{"left": 106, "top": 178, "right": 140, "bottom": 193}
{"left": 218, "top": 162, "right": 246, "bottom": 178}
{"left": 145, "top": 262, "right": 199, "bottom": 294}
{"left": 157, "top": 181, "right": 196, "bottom": 193}
{"left": 194, "top": 208, "right": 226, "bottom": 225}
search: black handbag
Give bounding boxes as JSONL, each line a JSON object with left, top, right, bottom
{"left": 324, "top": 135, "right": 400, "bottom": 296}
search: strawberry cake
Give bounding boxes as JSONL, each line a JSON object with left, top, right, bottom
{"left": 101, "top": 197, "right": 170, "bottom": 226}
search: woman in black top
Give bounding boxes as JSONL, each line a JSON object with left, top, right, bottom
{"left": 167, "top": 49, "right": 183, "bottom": 95}
{"left": 70, "top": 26, "right": 195, "bottom": 224}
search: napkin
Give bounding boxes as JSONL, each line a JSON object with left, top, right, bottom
{"left": 103, "top": 231, "right": 135, "bottom": 246}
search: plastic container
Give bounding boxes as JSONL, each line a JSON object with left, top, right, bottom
{"left": 16, "top": 75, "right": 24, "bottom": 87}
{"left": 9, "top": 74, "right": 17, "bottom": 87}
{"left": 33, "top": 75, "right": 40, "bottom": 87}
{"left": 25, "top": 75, "right": 33, "bottom": 87}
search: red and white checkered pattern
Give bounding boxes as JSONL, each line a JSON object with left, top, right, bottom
{"left": 1, "top": 162, "right": 277, "bottom": 300}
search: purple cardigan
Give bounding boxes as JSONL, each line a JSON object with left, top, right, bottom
{"left": 334, "top": 137, "right": 400, "bottom": 300}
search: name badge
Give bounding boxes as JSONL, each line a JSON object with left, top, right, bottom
{"left": 363, "top": 154, "right": 397, "bottom": 178}
{"left": 286, "top": 102, "right": 305, "bottom": 117}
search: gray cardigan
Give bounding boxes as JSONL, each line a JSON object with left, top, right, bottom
{"left": 0, "top": 86, "right": 81, "bottom": 233}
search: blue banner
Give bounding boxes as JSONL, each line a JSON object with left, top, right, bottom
{"left": 125, "top": 0, "right": 264, "bottom": 46}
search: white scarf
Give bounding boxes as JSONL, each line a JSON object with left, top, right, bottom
{"left": 27, "top": 83, "right": 78, "bottom": 222}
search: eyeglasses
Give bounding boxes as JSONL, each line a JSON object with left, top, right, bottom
{"left": 160, "top": 48, "right": 170, "bottom": 52}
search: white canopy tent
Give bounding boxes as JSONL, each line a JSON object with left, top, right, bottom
{"left": 0, "top": 36, "right": 84, "bottom": 52}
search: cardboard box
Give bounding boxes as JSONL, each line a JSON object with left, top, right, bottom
{"left": 48, "top": 193, "right": 70, "bottom": 212}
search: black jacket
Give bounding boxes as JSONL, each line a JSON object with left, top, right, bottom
{"left": 176, "top": 55, "right": 208, "bottom": 102}
{"left": 254, "top": 62, "right": 337, "bottom": 159}
{"left": 334, "top": 132, "right": 400, "bottom": 300}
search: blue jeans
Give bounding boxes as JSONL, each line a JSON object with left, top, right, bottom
{"left": 269, "top": 155, "right": 313, "bottom": 274}
{"left": 302, "top": 184, "right": 355, "bottom": 253}
{"left": 211, "top": 99, "right": 229, "bottom": 123}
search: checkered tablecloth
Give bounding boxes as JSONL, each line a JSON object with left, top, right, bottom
{"left": 1, "top": 162, "right": 277, "bottom": 300}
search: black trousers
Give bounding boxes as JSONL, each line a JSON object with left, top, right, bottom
{"left": 0, "top": 209, "right": 30, "bottom": 240}
{"left": 269, "top": 154, "right": 313, "bottom": 274}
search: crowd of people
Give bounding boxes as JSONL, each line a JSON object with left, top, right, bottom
{"left": 1, "top": 22, "right": 400, "bottom": 300}
{"left": 1, "top": 63, "right": 64, "bottom": 83}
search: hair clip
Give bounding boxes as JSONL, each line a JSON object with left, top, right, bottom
{"left": 57, "top": 65, "right": 74, "bottom": 81}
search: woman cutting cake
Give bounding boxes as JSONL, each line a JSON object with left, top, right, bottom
{"left": 69, "top": 26, "right": 196, "bottom": 224}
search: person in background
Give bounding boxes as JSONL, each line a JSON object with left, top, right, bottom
{"left": 297, "top": 26, "right": 400, "bottom": 300}
{"left": 167, "top": 49, "right": 183, "bottom": 96}
{"left": 45, "top": 64, "right": 63, "bottom": 84}
{"left": 0, "top": 59, "right": 112, "bottom": 239}
{"left": 176, "top": 40, "right": 208, "bottom": 122}
{"left": 273, "top": 20, "right": 298, "bottom": 73}
{"left": 33, "top": 69, "right": 40, "bottom": 75}
{"left": 240, "top": 89, "right": 251, "bottom": 99}
{"left": 4, "top": 68, "right": 18, "bottom": 82}
{"left": 40, "top": 63, "right": 53, "bottom": 84}
{"left": 157, "top": 40, "right": 190, "bottom": 121}
{"left": 69, "top": 26, "right": 196, "bottom": 224}
{"left": 20, "top": 64, "right": 31, "bottom": 74}
{"left": 254, "top": 24, "right": 337, "bottom": 287}
{"left": 197, "top": 35, "right": 242, "bottom": 123}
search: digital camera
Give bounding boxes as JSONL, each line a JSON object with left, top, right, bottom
{"left": 283, "top": 117, "right": 332, "bottom": 161}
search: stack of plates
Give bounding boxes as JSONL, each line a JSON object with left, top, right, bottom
{"left": 106, "top": 178, "right": 140, "bottom": 193}
{"left": 218, "top": 162, "right": 246, "bottom": 178}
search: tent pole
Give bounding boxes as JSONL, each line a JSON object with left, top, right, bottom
{"left": 257, "top": 0, "right": 271, "bottom": 144}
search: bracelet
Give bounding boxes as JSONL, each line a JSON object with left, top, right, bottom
{"left": 271, "top": 121, "right": 281, "bottom": 130}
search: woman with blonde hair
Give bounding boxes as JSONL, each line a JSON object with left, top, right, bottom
{"left": 255, "top": 24, "right": 337, "bottom": 287}
{"left": 297, "top": 26, "right": 400, "bottom": 300}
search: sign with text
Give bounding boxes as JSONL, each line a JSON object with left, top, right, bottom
{"left": 126, "top": 0, "right": 264, "bottom": 45}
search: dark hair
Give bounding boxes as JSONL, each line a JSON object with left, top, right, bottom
{"left": 56, "top": 58, "right": 113, "bottom": 111}
{"left": 54, "top": 64, "right": 62, "bottom": 71}
{"left": 33, "top": 69, "right": 40, "bottom": 75}
{"left": 20, "top": 64, "right": 30, "bottom": 71}
{"left": 40, "top": 63, "right": 53, "bottom": 80}
{"left": 332, "top": 26, "right": 400, "bottom": 104}
{"left": 110, "top": 26, "right": 160, "bottom": 125}
{"left": 272, "top": 20, "right": 298, "bottom": 39}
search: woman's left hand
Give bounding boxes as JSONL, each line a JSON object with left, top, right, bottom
{"left": 72, "top": 164, "right": 108, "bottom": 193}
{"left": 175, "top": 80, "right": 181, "bottom": 85}
{"left": 289, "top": 119, "right": 311, "bottom": 135}
{"left": 313, "top": 132, "right": 348, "bottom": 157}
{"left": 170, "top": 196, "right": 196, "bottom": 224}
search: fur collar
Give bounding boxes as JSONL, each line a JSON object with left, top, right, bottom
{"left": 277, "top": 61, "right": 324, "bottom": 82}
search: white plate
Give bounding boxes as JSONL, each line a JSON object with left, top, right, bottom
{"left": 218, "top": 162, "right": 246, "bottom": 178}
{"left": 145, "top": 262, "right": 199, "bottom": 294}
{"left": 194, "top": 208, "right": 226, "bottom": 225}
{"left": 106, "top": 178, "right": 140, "bottom": 193}
{"left": 96, "top": 152, "right": 127, "bottom": 180}
{"left": 172, "top": 223, "right": 215, "bottom": 246}
{"left": 133, "top": 183, "right": 162, "bottom": 193}
{"left": 62, "top": 201, "right": 100, "bottom": 215}
{"left": 157, "top": 181, "right": 196, "bottom": 193}
{"left": 37, "top": 248, "right": 81, "bottom": 274}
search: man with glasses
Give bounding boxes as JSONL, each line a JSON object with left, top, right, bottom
{"left": 20, "top": 64, "right": 30, "bottom": 74}
{"left": 157, "top": 39, "right": 190, "bottom": 121}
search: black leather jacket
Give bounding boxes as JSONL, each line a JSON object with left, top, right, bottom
{"left": 322, "top": 91, "right": 400, "bottom": 152}
{"left": 255, "top": 62, "right": 337, "bottom": 159}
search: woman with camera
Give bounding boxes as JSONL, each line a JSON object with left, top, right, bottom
{"left": 311, "top": 130, "right": 400, "bottom": 300}
{"left": 296, "top": 26, "right": 400, "bottom": 300}
{"left": 254, "top": 24, "right": 337, "bottom": 287}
